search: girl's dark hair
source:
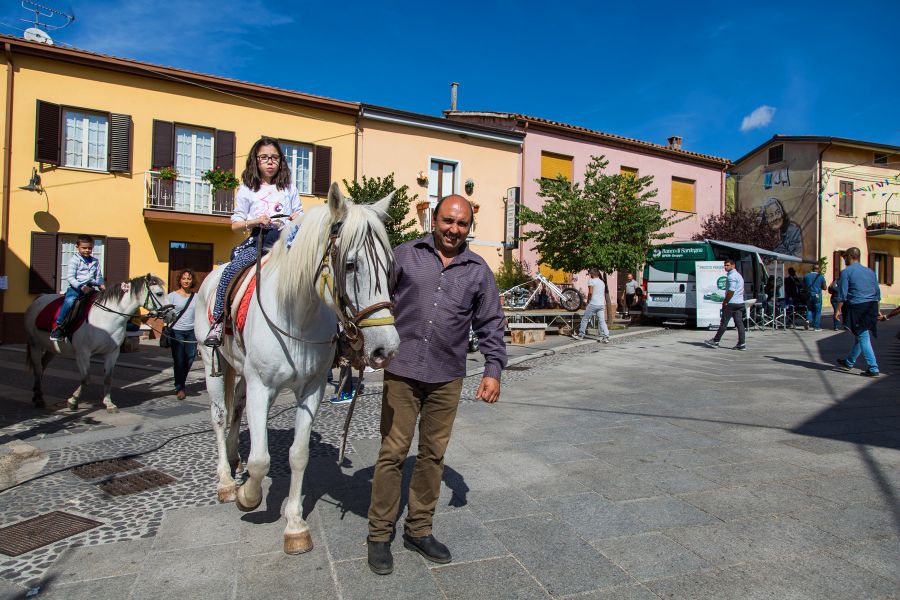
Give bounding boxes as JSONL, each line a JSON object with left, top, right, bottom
{"left": 241, "top": 137, "right": 292, "bottom": 192}
{"left": 177, "top": 268, "right": 197, "bottom": 290}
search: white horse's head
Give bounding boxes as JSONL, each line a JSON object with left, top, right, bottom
{"left": 101, "top": 274, "right": 174, "bottom": 322}
{"left": 271, "top": 183, "right": 399, "bottom": 369}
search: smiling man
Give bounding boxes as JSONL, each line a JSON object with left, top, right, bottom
{"left": 366, "top": 195, "right": 507, "bottom": 575}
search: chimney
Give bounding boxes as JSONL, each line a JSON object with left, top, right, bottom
{"left": 667, "top": 136, "right": 682, "bottom": 150}
{"left": 450, "top": 82, "right": 459, "bottom": 112}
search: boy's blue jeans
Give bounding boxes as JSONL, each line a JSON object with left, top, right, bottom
{"left": 846, "top": 329, "right": 878, "bottom": 373}
{"left": 55, "top": 287, "right": 83, "bottom": 326}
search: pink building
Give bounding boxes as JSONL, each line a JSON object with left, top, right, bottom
{"left": 447, "top": 112, "right": 729, "bottom": 306}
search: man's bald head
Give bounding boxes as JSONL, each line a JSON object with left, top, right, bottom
{"left": 433, "top": 194, "right": 474, "bottom": 221}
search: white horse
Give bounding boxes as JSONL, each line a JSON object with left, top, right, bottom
{"left": 195, "top": 183, "right": 399, "bottom": 555}
{"left": 23, "top": 274, "right": 173, "bottom": 413}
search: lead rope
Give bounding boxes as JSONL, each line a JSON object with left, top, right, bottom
{"left": 338, "top": 364, "right": 363, "bottom": 464}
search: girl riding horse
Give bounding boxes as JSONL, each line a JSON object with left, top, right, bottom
{"left": 204, "top": 137, "right": 302, "bottom": 346}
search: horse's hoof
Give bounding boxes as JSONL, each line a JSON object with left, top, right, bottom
{"left": 217, "top": 486, "right": 237, "bottom": 503}
{"left": 284, "top": 531, "right": 313, "bottom": 555}
{"left": 67, "top": 399, "right": 78, "bottom": 411}
{"left": 235, "top": 486, "right": 262, "bottom": 512}
{"left": 105, "top": 404, "right": 119, "bottom": 414}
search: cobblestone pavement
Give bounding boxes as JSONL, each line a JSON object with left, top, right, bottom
{"left": 0, "top": 321, "right": 898, "bottom": 599}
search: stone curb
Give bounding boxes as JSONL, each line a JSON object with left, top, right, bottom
{"left": 464, "top": 326, "right": 666, "bottom": 378}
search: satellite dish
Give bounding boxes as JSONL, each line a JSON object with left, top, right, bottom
{"left": 23, "top": 27, "right": 53, "bottom": 45}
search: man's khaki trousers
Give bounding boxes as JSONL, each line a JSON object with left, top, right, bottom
{"left": 367, "top": 372, "right": 463, "bottom": 542}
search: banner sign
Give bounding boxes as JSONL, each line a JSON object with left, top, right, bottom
{"left": 650, "top": 245, "right": 706, "bottom": 260}
{"left": 504, "top": 186, "right": 520, "bottom": 247}
{"left": 696, "top": 261, "right": 727, "bottom": 329}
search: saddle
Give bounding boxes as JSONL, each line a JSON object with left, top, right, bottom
{"left": 36, "top": 292, "right": 98, "bottom": 334}
{"left": 207, "top": 255, "right": 270, "bottom": 337}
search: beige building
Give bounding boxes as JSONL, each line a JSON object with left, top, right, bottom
{"left": 358, "top": 105, "right": 523, "bottom": 270}
{"left": 733, "top": 135, "right": 899, "bottom": 303}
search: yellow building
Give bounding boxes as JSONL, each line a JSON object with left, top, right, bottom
{"left": 358, "top": 105, "right": 523, "bottom": 271}
{"left": 733, "top": 135, "right": 899, "bottom": 303}
{"left": 0, "top": 35, "right": 358, "bottom": 342}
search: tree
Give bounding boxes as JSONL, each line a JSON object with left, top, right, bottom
{"left": 343, "top": 174, "right": 420, "bottom": 248}
{"left": 725, "top": 176, "right": 736, "bottom": 213}
{"left": 520, "top": 156, "right": 685, "bottom": 319}
{"left": 692, "top": 208, "right": 779, "bottom": 250}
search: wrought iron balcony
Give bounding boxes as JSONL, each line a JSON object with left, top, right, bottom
{"left": 144, "top": 171, "right": 233, "bottom": 217}
{"left": 864, "top": 211, "right": 900, "bottom": 238}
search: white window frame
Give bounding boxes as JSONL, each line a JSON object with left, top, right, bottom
{"left": 64, "top": 110, "right": 108, "bottom": 171}
{"left": 424, "top": 156, "right": 461, "bottom": 232}
{"left": 57, "top": 235, "right": 105, "bottom": 294}
{"left": 174, "top": 126, "right": 214, "bottom": 214}
{"left": 281, "top": 141, "right": 312, "bottom": 194}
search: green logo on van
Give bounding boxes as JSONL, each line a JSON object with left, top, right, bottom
{"left": 717, "top": 276, "right": 727, "bottom": 290}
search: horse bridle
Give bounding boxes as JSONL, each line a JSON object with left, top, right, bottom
{"left": 316, "top": 221, "right": 394, "bottom": 351}
{"left": 94, "top": 275, "right": 175, "bottom": 321}
{"left": 252, "top": 220, "right": 394, "bottom": 350}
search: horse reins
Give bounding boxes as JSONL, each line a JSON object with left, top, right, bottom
{"left": 93, "top": 275, "right": 174, "bottom": 321}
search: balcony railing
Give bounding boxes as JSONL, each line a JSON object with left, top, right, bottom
{"left": 144, "top": 171, "right": 233, "bottom": 216}
{"left": 864, "top": 210, "right": 900, "bottom": 231}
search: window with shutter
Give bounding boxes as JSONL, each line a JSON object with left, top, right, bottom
{"left": 281, "top": 141, "right": 312, "bottom": 194}
{"left": 214, "top": 130, "right": 236, "bottom": 214}
{"left": 63, "top": 110, "right": 108, "bottom": 170}
{"left": 29, "top": 232, "right": 58, "bottom": 294}
{"left": 312, "top": 145, "right": 332, "bottom": 196}
{"left": 671, "top": 177, "right": 696, "bottom": 212}
{"left": 108, "top": 113, "right": 132, "bottom": 172}
{"left": 151, "top": 120, "right": 175, "bottom": 169}
{"left": 34, "top": 100, "right": 62, "bottom": 165}
{"left": 838, "top": 181, "right": 853, "bottom": 216}
{"left": 540, "top": 152, "right": 574, "bottom": 181}
{"left": 56, "top": 236, "right": 106, "bottom": 293}
{"left": 767, "top": 144, "right": 784, "bottom": 165}
{"left": 104, "top": 237, "right": 131, "bottom": 285}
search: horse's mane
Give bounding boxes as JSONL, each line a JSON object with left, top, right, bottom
{"left": 96, "top": 274, "right": 165, "bottom": 304}
{"left": 266, "top": 201, "right": 392, "bottom": 321}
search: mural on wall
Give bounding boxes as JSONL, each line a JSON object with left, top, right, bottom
{"left": 747, "top": 165, "right": 816, "bottom": 261}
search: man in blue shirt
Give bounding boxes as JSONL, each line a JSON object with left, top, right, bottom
{"left": 803, "top": 264, "right": 827, "bottom": 331}
{"left": 834, "top": 247, "right": 881, "bottom": 377}
{"left": 705, "top": 258, "right": 746, "bottom": 350}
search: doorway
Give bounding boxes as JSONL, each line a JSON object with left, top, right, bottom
{"left": 169, "top": 241, "right": 213, "bottom": 292}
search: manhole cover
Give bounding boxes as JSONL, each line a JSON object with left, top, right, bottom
{"left": 98, "top": 470, "right": 176, "bottom": 496}
{"left": 72, "top": 457, "right": 143, "bottom": 480}
{"left": 0, "top": 511, "right": 102, "bottom": 556}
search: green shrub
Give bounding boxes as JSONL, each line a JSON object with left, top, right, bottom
{"left": 494, "top": 258, "right": 532, "bottom": 290}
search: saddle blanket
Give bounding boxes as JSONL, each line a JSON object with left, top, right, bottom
{"left": 207, "top": 255, "right": 270, "bottom": 337}
{"left": 35, "top": 295, "right": 96, "bottom": 333}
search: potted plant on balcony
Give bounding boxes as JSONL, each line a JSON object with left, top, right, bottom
{"left": 465, "top": 178, "right": 475, "bottom": 195}
{"left": 202, "top": 167, "right": 240, "bottom": 192}
{"left": 158, "top": 166, "right": 178, "bottom": 181}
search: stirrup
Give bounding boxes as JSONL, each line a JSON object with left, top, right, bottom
{"left": 204, "top": 322, "right": 223, "bottom": 347}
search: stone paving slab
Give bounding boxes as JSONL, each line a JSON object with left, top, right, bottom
{"left": 1, "top": 323, "right": 898, "bottom": 598}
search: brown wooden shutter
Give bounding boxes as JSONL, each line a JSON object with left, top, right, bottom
{"left": 214, "top": 130, "right": 236, "bottom": 213}
{"left": 867, "top": 252, "right": 874, "bottom": 269}
{"left": 886, "top": 255, "right": 894, "bottom": 286}
{"left": 832, "top": 250, "right": 842, "bottom": 281}
{"left": 29, "top": 232, "right": 58, "bottom": 294}
{"left": 151, "top": 120, "right": 175, "bottom": 169}
{"left": 108, "top": 113, "right": 132, "bottom": 172}
{"left": 104, "top": 237, "right": 131, "bottom": 285}
{"left": 312, "top": 145, "right": 332, "bottom": 196}
{"left": 35, "top": 100, "right": 61, "bottom": 165}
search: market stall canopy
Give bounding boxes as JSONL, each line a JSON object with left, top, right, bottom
{"left": 705, "top": 239, "right": 814, "bottom": 264}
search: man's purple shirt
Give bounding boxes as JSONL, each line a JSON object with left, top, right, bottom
{"left": 385, "top": 234, "right": 507, "bottom": 383}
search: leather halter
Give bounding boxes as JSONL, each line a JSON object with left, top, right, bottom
{"left": 94, "top": 274, "right": 174, "bottom": 321}
{"left": 316, "top": 221, "right": 395, "bottom": 351}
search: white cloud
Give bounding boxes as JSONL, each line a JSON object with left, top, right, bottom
{"left": 740, "top": 105, "right": 776, "bottom": 132}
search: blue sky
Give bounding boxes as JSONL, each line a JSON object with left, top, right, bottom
{"left": 2, "top": 0, "right": 898, "bottom": 160}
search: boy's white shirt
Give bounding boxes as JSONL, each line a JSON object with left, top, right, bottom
{"left": 66, "top": 254, "right": 104, "bottom": 289}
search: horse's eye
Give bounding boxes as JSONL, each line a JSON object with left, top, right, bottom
{"left": 346, "top": 261, "right": 356, "bottom": 272}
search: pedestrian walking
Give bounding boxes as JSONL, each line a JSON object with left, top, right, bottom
{"left": 367, "top": 195, "right": 506, "bottom": 576}
{"left": 828, "top": 278, "right": 842, "bottom": 330}
{"left": 621, "top": 272, "right": 639, "bottom": 317}
{"left": 166, "top": 269, "right": 197, "bottom": 399}
{"left": 705, "top": 258, "right": 746, "bottom": 350}
{"left": 803, "top": 264, "right": 827, "bottom": 331}
{"left": 572, "top": 268, "right": 609, "bottom": 342}
{"left": 834, "top": 247, "right": 881, "bottom": 377}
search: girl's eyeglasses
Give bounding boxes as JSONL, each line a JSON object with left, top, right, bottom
{"left": 257, "top": 154, "right": 280, "bottom": 163}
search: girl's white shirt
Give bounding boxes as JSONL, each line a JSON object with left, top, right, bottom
{"left": 231, "top": 183, "right": 302, "bottom": 229}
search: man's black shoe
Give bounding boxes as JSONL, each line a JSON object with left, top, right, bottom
{"left": 835, "top": 358, "right": 853, "bottom": 372}
{"left": 402, "top": 533, "right": 451, "bottom": 564}
{"left": 367, "top": 540, "right": 393, "bottom": 575}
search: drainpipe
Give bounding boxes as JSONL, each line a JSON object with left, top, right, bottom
{"left": 0, "top": 43, "right": 14, "bottom": 343}
{"left": 518, "top": 119, "right": 528, "bottom": 262}
{"left": 817, "top": 140, "right": 833, "bottom": 263}
{"left": 353, "top": 107, "right": 361, "bottom": 183}
{"left": 720, "top": 164, "right": 726, "bottom": 214}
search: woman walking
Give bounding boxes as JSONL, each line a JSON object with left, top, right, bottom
{"left": 168, "top": 269, "right": 198, "bottom": 399}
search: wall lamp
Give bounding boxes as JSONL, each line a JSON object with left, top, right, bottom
{"left": 20, "top": 167, "right": 43, "bottom": 193}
